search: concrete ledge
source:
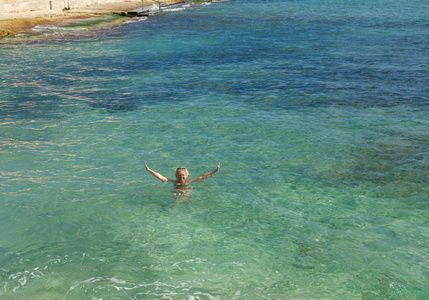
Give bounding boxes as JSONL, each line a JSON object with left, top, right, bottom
{"left": 0, "top": 0, "right": 147, "bottom": 13}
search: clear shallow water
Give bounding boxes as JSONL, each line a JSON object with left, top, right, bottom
{"left": 1, "top": 0, "right": 428, "bottom": 298}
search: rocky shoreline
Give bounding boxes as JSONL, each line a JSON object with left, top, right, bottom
{"left": 0, "top": 1, "right": 158, "bottom": 37}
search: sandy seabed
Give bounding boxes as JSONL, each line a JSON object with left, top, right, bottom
{"left": 0, "top": 1, "right": 161, "bottom": 37}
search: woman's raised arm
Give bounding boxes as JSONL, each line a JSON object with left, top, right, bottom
{"left": 144, "top": 161, "right": 171, "bottom": 182}
{"left": 188, "top": 162, "right": 220, "bottom": 183}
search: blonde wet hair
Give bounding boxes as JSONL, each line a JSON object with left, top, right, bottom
{"left": 175, "top": 167, "right": 189, "bottom": 177}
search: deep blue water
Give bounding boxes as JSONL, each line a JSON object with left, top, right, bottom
{"left": 0, "top": 0, "right": 428, "bottom": 298}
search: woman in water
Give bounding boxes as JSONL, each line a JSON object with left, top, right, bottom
{"left": 144, "top": 162, "right": 220, "bottom": 186}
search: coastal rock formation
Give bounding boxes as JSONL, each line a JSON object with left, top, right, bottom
{"left": 0, "top": 1, "right": 177, "bottom": 37}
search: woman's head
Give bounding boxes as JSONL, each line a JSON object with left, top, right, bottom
{"left": 175, "top": 167, "right": 189, "bottom": 182}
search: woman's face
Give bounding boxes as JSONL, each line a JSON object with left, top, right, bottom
{"left": 175, "top": 170, "right": 188, "bottom": 182}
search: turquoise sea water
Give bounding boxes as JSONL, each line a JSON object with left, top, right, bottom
{"left": 1, "top": 0, "right": 428, "bottom": 298}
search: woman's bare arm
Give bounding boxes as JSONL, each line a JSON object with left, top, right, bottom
{"left": 144, "top": 161, "right": 171, "bottom": 182}
{"left": 188, "top": 162, "right": 220, "bottom": 183}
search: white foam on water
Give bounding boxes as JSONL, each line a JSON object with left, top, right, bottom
{"left": 124, "top": 17, "right": 148, "bottom": 24}
{"left": 163, "top": 7, "right": 187, "bottom": 12}
{"left": 32, "top": 24, "right": 88, "bottom": 35}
